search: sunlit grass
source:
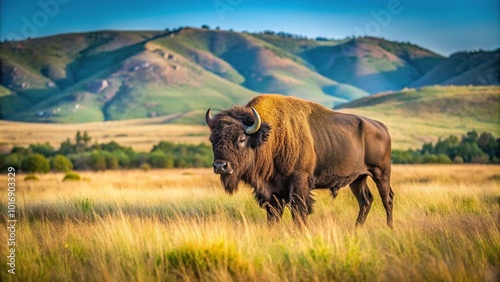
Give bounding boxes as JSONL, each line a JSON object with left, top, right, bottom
{"left": 0, "top": 165, "right": 499, "bottom": 281}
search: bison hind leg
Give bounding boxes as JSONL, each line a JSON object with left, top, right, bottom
{"left": 371, "top": 168, "right": 394, "bottom": 228}
{"left": 349, "top": 175, "right": 374, "bottom": 227}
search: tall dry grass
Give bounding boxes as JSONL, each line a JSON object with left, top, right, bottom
{"left": 0, "top": 165, "right": 499, "bottom": 281}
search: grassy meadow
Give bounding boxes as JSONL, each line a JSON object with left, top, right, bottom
{"left": 0, "top": 117, "right": 209, "bottom": 153}
{"left": 1, "top": 165, "right": 499, "bottom": 281}
{"left": 338, "top": 86, "right": 500, "bottom": 149}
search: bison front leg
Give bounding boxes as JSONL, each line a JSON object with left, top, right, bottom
{"left": 289, "top": 173, "right": 314, "bottom": 227}
{"left": 265, "top": 195, "right": 285, "bottom": 224}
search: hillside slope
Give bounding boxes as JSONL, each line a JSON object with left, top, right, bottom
{"left": 1, "top": 29, "right": 373, "bottom": 123}
{"left": 0, "top": 28, "right": 497, "bottom": 124}
{"left": 0, "top": 86, "right": 497, "bottom": 152}
{"left": 410, "top": 50, "right": 500, "bottom": 87}
{"left": 303, "top": 37, "right": 444, "bottom": 94}
{"left": 1, "top": 30, "right": 262, "bottom": 123}
{"left": 336, "top": 86, "right": 500, "bottom": 149}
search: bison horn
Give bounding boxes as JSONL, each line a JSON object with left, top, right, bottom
{"left": 205, "top": 108, "right": 214, "bottom": 127}
{"left": 245, "top": 107, "right": 261, "bottom": 135}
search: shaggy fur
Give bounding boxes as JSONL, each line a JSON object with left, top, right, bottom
{"left": 207, "top": 94, "right": 394, "bottom": 227}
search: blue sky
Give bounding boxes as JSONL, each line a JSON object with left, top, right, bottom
{"left": 1, "top": 0, "right": 499, "bottom": 55}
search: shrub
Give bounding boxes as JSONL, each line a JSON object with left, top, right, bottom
{"left": 453, "top": 156, "right": 464, "bottom": 164}
{"left": 21, "top": 154, "right": 50, "bottom": 173}
{"left": 88, "top": 151, "right": 106, "bottom": 171}
{"left": 51, "top": 154, "right": 73, "bottom": 172}
{"left": 470, "top": 154, "right": 490, "bottom": 164}
{"left": 421, "top": 154, "right": 438, "bottom": 164}
{"left": 24, "top": 174, "right": 39, "bottom": 181}
{"left": 436, "top": 154, "right": 452, "bottom": 164}
{"left": 104, "top": 153, "right": 119, "bottom": 170}
{"left": 29, "top": 142, "right": 55, "bottom": 157}
{"left": 112, "top": 150, "right": 131, "bottom": 168}
{"left": 63, "top": 171, "right": 81, "bottom": 182}
{"left": 131, "top": 152, "right": 149, "bottom": 167}
{"left": 149, "top": 151, "right": 174, "bottom": 168}
{"left": 140, "top": 162, "right": 151, "bottom": 172}
{"left": 0, "top": 153, "right": 23, "bottom": 171}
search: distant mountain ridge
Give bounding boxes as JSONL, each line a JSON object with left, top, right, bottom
{"left": 0, "top": 27, "right": 498, "bottom": 123}
{"left": 410, "top": 50, "right": 500, "bottom": 87}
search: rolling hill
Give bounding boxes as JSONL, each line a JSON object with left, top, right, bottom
{"left": 410, "top": 49, "right": 500, "bottom": 87}
{"left": 336, "top": 85, "right": 500, "bottom": 149}
{"left": 302, "top": 37, "right": 445, "bottom": 94}
{"left": 1, "top": 85, "right": 498, "bottom": 152}
{"left": 0, "top": 27, "right": 497, "bottom": 124}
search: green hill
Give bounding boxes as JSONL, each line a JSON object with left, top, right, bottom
{"left": 0, "top": 28, "right": 497, "bottom": 124}
{"left": 1, "top": 28, "right": 371, "bottom": 123}
{"left": 410, "top": 50, "right": 500, "bottom": 87}
{"left": 1, "top": 30, "right": 261, "bottom": 123}
{"left": 302, "top": 37, "right": 444, "bottom": 94}
{"left": 151, "top": 28, "right": 365, "bottom": 107}
{"left": 336, "top": 86, "right": 500, "bottom": 149}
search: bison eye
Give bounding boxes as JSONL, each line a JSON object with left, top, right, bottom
{"left": 237, "top": 136, "right": 247, "bottom": 148}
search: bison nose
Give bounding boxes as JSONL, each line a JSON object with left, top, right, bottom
{"left": 213, "top": 160, "right": 233, "bottom": 174}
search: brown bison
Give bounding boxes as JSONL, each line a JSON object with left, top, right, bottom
{"left": 205, "top": 94, "right": 394, "bottom": 227}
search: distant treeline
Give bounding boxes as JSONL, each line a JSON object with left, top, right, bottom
{"left": 392, "top": 131, "right": 499, "bottom": 164}
{"left": 0, "top": 131, "right": 213, "bottom": 173}
{"left": 1, "top": 130, "right": 499, "bottom": 173}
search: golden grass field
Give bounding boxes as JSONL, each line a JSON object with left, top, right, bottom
{"left": 0, "top": 117, "right": 210, "bottom": 154}
{"left": 1, "top": 165, "right": 499, "bottom": 281}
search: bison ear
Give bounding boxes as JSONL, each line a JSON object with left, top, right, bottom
{"left": 248, "top": 122, "right": 271, "bottom": 148}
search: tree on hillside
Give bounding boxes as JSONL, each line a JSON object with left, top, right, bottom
{"left": 112, "top": 150, "right": 131, "bottom": 168}
{"left": 30, "top": 143, "right": 55, "bottom": 157}
{"left": 76, "top": 131, "right": 84, "bottom": 153}
{"left": 0, "top": 153, "right": 23, "bottom": 171}
{"left": 152, "top": 141, "right": 176, "bottom": 153}
{"left": 11, "top": 146, "right": 32, "bottom": 155}
{"left": 88, "top": 151, "right": 106, "bottom": 171}
{"left": 100, "top": 141, "right": 127, "bottom": 152}
{"left": 58, "top": 138, "right": 75, "bottom": 155}
{"left": 75, "top": 131, "right": 92, "bottom": 153}
{"left": 22, "top": 154, "right": 50, "bottom": 173}
{"left": 83, "top": 131, "right": 92, "bottom": 148}
{"left": 392, "top": 130, "right": 499, "bottom": 164}
{"left": 477, "top": 132, "right": 498, "bottom": 161}
{"left": 51, "top": 155, "right": 73, "bottom": 172}
{"left": 149, "top": 150, "right": 174, "bottom": 168}
{"left": 104, "top": 152, "right": 119, "bottom": 170}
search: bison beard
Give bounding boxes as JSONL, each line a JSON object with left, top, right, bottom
{"left": 205, "top": 94, "right": 394, "bottom": 228}
{"left": 220, "top": 173, "right": 240, "bottom": 194}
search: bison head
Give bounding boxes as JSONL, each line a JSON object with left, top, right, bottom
{"left": 205, "top": 106, "right": 271, "bottom": 194}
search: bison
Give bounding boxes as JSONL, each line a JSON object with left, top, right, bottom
{"left": 205, "top": 94, "right": 394, "bottom": 227}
